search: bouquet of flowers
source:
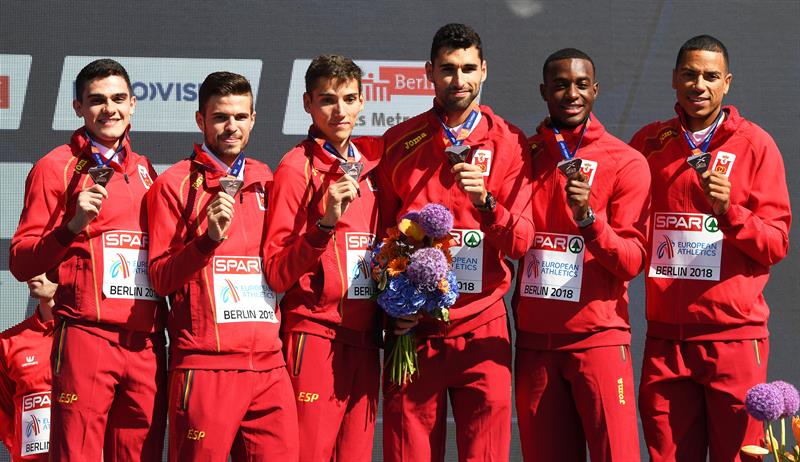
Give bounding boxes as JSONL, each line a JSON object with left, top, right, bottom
{"left": 741, "top": 380, "right": 800, "bottom": 461}
{"left": 371, "top": 203, "right": 459, "bottom": 386}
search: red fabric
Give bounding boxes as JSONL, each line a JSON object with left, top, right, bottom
{"left": 638, "top": 337, "right": 768, "bottom": 462}
{"left": 515, "top": 345, "right": 640, "bottom": 462}
{"left": 382, "top": 315, "right": 512, "bottom": 462}
{"left": 630, "top": 105, "right": 791, "bottom": 340}
{"left": 147, "top": 145, "right": 284, "bottom": 371}
{"left": 283, "top": 332, "right": 379, "bottom": 462}
{"left": 377, "top": 104, "right": 534, "bottom": 338}
{"left": 9, "top": 127, "right": 166, "bottom": 334}
{"left": 513, "top": 115, "right": 650, "bottom": 349}
{"left": 49, "top": 321, "right": 167, "bottom": 461}
{"left": 167, "top": 367, "right": 298, "bottom": 462}
{"left": 264, "top": 136, "right": 383, "bottom": 346}
{"left": 0, "top": 311, "right": 53, "bottom": 461}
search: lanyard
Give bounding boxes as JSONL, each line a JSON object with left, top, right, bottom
{"left": 227, "top": 152, "right": 245, "bottom": 177}
{"left": 552, "top": 116, "right": 590, "bottom": 160}
{"left": 309, "top": 133, "right": 355, "bottom": 161}
{"left": 681, "top": 110, "right": 723, "bottom": 155}
{"left": 437, "top": 109, "right": 479, "bottom": 147}
{"left": 86, "top": 134, "right": 124, "bottom": 167}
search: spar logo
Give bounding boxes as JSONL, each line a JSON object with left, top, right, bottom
{"left": 450, "top": 230, "right": 482, "bottom": 248}
{"left": 654, "top": 213, "right": 718, "bottom": 233}
{"left": 213, "top": 257, "right": 262, "bottom": 275}
{"left": 526, "top": 254, "right": 541, "bottom": 278}
{"left": 104, "top": 231, "right": 148, "bottom": 250}
{"left": 53, "top": 56, "right": 262, "bottom": 132}
{"left": 221, "top": 279, "right": 241, "bottom": 304}
{"left": 533, "top": 233, "right": 583, "bottom": 254}
{"left": 283, "top": 59, "right": 441, "bottom": 136}
{"left": 656, "top": 235, "right": 676, "bottom": 259}
{"left": 110, "top": 254, "right": 131, "bottom": 279}
{"left": 22, "top": 393, "right": 50, "bottom": 412}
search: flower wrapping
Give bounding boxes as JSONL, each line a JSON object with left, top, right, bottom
{"left": 371, "top": 203, "right": 459, "bottom": 385}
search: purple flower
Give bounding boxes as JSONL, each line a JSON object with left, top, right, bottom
{"left": 771, "top": 381, "right": 800, "bottom": 417}
{"left": 745, "top": 383, "right": 784, "bottom": 421}
{"left": 402, "top": 211, "right": 420, "bottom": 222}
{"left": 418, "top": 203, "right": 454, "bottom": 239}
{"left": 406, "top": 248, "right": 448, "bottom": 291}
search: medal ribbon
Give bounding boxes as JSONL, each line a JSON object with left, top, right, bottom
{"left": 86, "top": 134, "right": 124, "bottom": 167}
{"left": 226, "top": 152, "right": 245, "bottom": 177}
{"left": 681, "top": 110, "right": 724, "bottom": 155}
{"left": 551, "top": 116, "right": 590, "bottom": 160}
{"left": 309, "top": 132, "right": 355, "bottom": 162}
{"left": 437, "top": 109, "right": 479, "bottom": 147}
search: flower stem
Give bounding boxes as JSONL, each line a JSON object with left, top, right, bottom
{"left": 767, "top": 422, "right": 780, "bottom": 462}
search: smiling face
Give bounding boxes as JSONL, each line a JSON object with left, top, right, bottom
{"left": 303, "top": 77, "right": 363, "bottom": 150}
{"left": 540, "top": 58, "right": 598, "bottom": 128}
{"left": 195, "top": 93, "right": 255, "bottom": 163}
{"left": 72, "top": 75, "right": 135, "bottom": 149}
{"left": 673, "top": 49, "right": 732, "bottom": 131}
{"left": 426, "top": 45, "right": 486, "bottom": 119}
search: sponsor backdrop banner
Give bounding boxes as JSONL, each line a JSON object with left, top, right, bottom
{"left": 53, "top": 56, "right": 262, "bottom": 132}
{"left": 0, "top": 1, "right": 798, "bottom": 460}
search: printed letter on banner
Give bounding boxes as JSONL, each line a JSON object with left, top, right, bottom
{"left": 212, "top": 256, "right": 278, "bottom": 323}
{"left": 648, "top": 212, "right": 722, "bottom": 281}
{"left": 102, "top": 231, "right": 159, "bottom": 300}
{"left": 346, "top": 232, "right": 376, "bottom": 299}
{"left": 449, "top": 229, "right": 484, "bottom": 293}
{"left": 21, "top": 391, "right": 50, "bottom": 456}
{"left": 519, "top": 232, "right": 584, "bottom": 302}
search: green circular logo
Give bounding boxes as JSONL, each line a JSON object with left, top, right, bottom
{"left": 704, "top": 216, "right": 719, "bottom": 233}
{"left": 568, "top": 237, "right": 584, "bottom": 254}
{"left": 464, "top": 231, "right": 482, "bottom": 248}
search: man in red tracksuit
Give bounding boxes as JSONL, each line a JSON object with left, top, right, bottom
{"left": 264, "top": 55, "right": 382, "bottom": 462}
{"left": 9, "top": 59, "right": 167, "bottom": 461}
{"left": 147, "top": 71, "right": 298, "bottom": 461}
{"left": 513, "top": 48, "right": 648, "bottom": 462}
{"left": 630, "top": 35, "right": 791, "bottom": 462}
{"left": 377, "top": 23, "right": 534, "bottom": 462}
{"left": 0, "top": 274, "right": 57, "bottom": 461}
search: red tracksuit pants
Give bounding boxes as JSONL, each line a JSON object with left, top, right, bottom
{"left": 167, "top": 367, "right": 299, "bottom": 462}
{"left": 50, "top": 322, "right": 167, "bottom": 462}
{"left": 383, "top": 315, "right": 512, "bottom": 462}
{"left": 639, "top": 337, "right": 769, "bottom": 462}
{"left": 515, "top": 344, "right": 640, "bottom": 461}
{"left": 283, "top": 332, "right": 380, "bottom": 462}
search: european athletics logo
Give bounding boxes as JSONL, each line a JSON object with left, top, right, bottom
{"left": 221, "top": 279, "right": 241, "bottom": 304}
{"left": 353, "top": 255, "right": 370, "bottom": 280}
{"left": 526, "top": 254, "right": 541, "bottom": 279}
{"left": 110, "top": 253, "right": 130, "bottom": 279}
{"left": 657, "top": 235, "right": 675, "bottom": 259}
{"left": 25, "top": 414, "right": 41, "bottom": 438}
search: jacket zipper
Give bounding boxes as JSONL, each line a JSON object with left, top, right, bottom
{"left": 332, "top": 233, "right": 347, "bottom": 318}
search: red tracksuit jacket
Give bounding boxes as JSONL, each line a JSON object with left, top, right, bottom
{"left": 378, "top": 104, "right": 534, "bottom": 337}
{"left": 147, "top": 145, "right": 282, "bottom": 371}
{"left": 630, "top": 105, "right": 791, "bottom": 341}
{"left": 9, "top": 128, "right": 166, "bottom": 335}
{"left": 0, "top": 310, "right": 54, "bottom": 461}
{"left": 264, "top": 136, "right": 383, "bottom": 348}
{"left": 513, "top": 116, "right": 650, "bottom": 350}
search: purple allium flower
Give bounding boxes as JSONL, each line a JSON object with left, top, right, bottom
{"left": 745, "top": 383, "right": 784, "bottom": 421}
{"left": 771, "top": 381, "right": 800, "bottom": 417}
{"left": 406, "top": 248, "right": 448, "bottom": 291}
{"left": 418, "top": 203, "right": 454, "bottom": 239}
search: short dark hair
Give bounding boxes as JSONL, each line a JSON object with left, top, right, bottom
{"left": 74, "top": 59, "right": 132, "bottom": 101}
{"left": 542, "top": 48, "right": 596, "bottom": 81}
{"left": 430, "top": 23, "right": 483, "bottom": 63}
{"left": 198, "top": 72, "right": 253, "bottom": 114}
{"left": 676, "top": 35, "right": 729, "bottom": 71}
{"left": 304, "top": 55, "right": 363, "bottom": 94}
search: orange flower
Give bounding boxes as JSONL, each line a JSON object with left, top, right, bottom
{"left": 387, "top": 257, "right": 409, "bottom": 277}
{"left": 387, "top": 227, "right": 401, "bottom": 240}
{"left": 438, "top": 277, "right": 450, "bottom": 294}
{"left": 793, "top": 416, "right": 800, "bottom": 448}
